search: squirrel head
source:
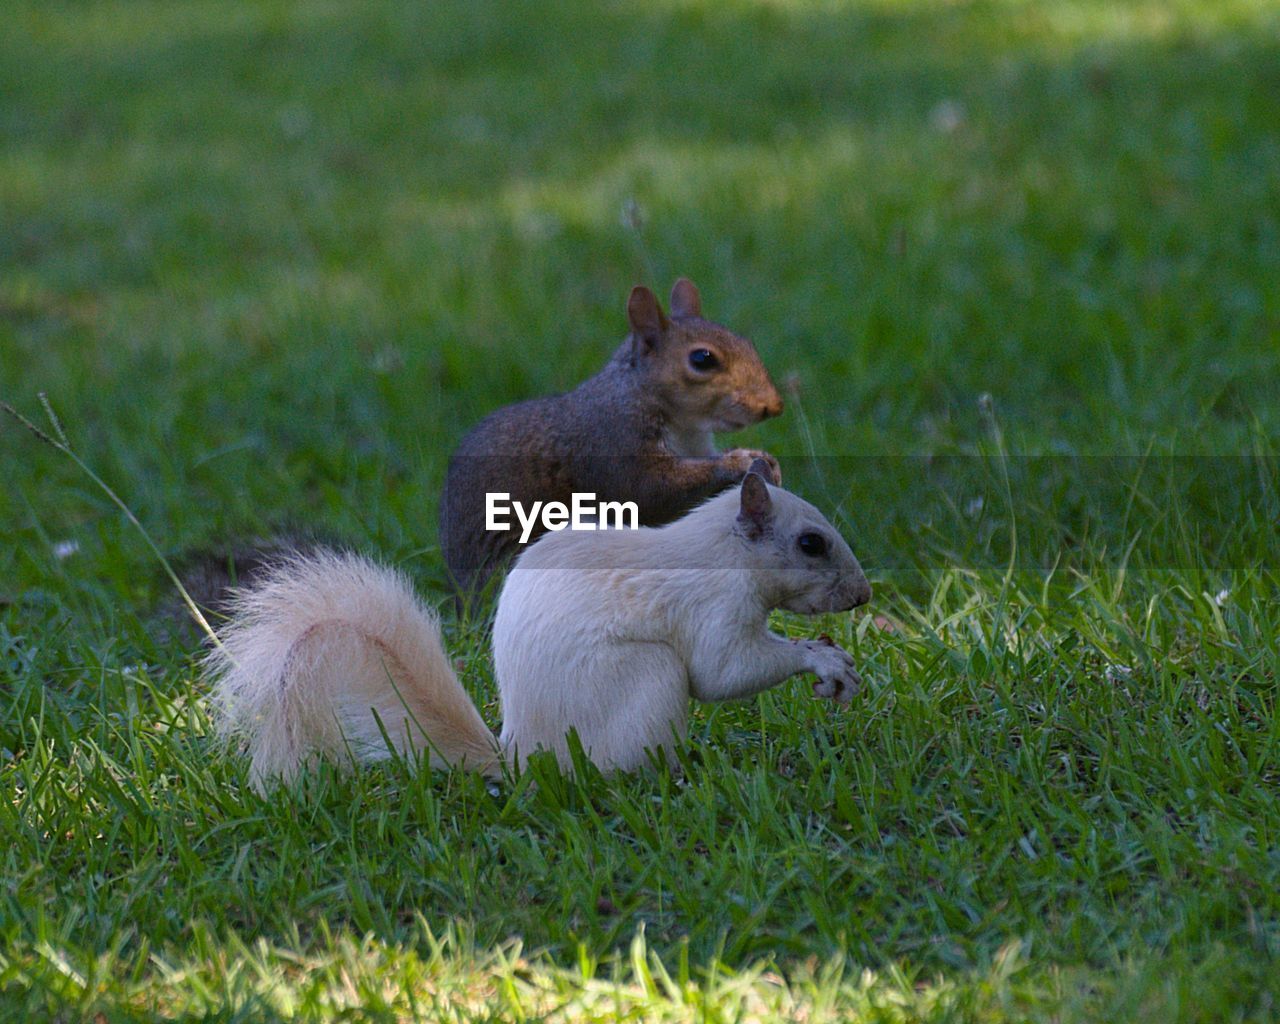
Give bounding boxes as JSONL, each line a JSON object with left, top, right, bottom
{"left": 733, "top": 461, "right": 872, "bottom": 614}
{"left": 625, "top": 280, "right": 783, "bottom": 432}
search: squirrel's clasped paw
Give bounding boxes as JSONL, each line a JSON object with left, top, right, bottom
{"left": 801, "top": 639, "right": 861, "bottom": 704}
{"left": 723, "top": 448, "right": 782, "bottom": 485}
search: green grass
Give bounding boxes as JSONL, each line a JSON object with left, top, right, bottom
{"left": 2, "top": 0, "right": 1278, "bottom": 1019}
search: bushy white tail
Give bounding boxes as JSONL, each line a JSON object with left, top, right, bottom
{"left": 204, "top": 550, "right": 500, "bottom": 789}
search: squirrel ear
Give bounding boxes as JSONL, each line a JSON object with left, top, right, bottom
{"left": 746, "top": 457, "right": 780, "bottom": 485}
{"left": 737, "top": 470, "right": 774, "bottom": 539}
{"left": 627, "top": 285, "right": 668, "bottom": 353}
{"left": 669, "top": 278, "right": 701, "bottom": 319}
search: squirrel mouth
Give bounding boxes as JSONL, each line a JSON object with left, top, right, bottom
{"left": 711, "top": 408, "right": 756, "bottom": 432}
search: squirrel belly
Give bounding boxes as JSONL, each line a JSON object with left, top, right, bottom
{"left": 205, "top": 550, "right": 500, "bottom": 789}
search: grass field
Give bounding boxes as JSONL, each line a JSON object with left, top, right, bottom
{"left": 2, "top": 0, "right": 1279, "bottom": 1019}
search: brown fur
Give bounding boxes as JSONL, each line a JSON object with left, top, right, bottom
{"left": 440, "top": 279, "right": 783, "bottom": 598}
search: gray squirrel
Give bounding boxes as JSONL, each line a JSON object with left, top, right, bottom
{"left": 439, "top": 279, "right": 784, "bottom": 597}
{"left": 207, "top": 463, "right": 871, "bottom": 788}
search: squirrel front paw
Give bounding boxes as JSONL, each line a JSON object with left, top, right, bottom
{"left": 800, "top": 637, "right": 861, "bottom": 704}
{"left": 721, "top": 449, "right": 782, "bottom": 485}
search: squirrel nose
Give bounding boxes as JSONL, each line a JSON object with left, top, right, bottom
{"left": 759, "top": 395, "right": 783, "bottom": 420}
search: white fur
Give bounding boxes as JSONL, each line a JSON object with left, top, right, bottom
{"left": 494, "top": 482, "right": 869, "bottom": 769}
{"left": 207, "top": 480, "right": 869, "bottom": 787}
{"left": 205, "top": 551, "right": 498, "bottom": 789}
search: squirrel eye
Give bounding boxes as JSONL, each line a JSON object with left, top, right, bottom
{"left": 797, "top": 532, "right": 828, "bottom": 557}
{"left": 687, "top": 348, "right": 719, "bottom": 372}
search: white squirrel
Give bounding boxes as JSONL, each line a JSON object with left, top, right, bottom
{"left": 207, "top": 463, "right": 871, "bottom": 788}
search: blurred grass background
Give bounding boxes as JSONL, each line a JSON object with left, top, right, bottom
{"left": 4, "top": 0, "right": 1277, "bottom": 590}
{"left": 1, "top": 0, "right": 1278, "bottom": 1019}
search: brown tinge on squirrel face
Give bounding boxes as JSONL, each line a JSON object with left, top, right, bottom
{"left": 630, "top": 279, "right": 784, "bottom": 432}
